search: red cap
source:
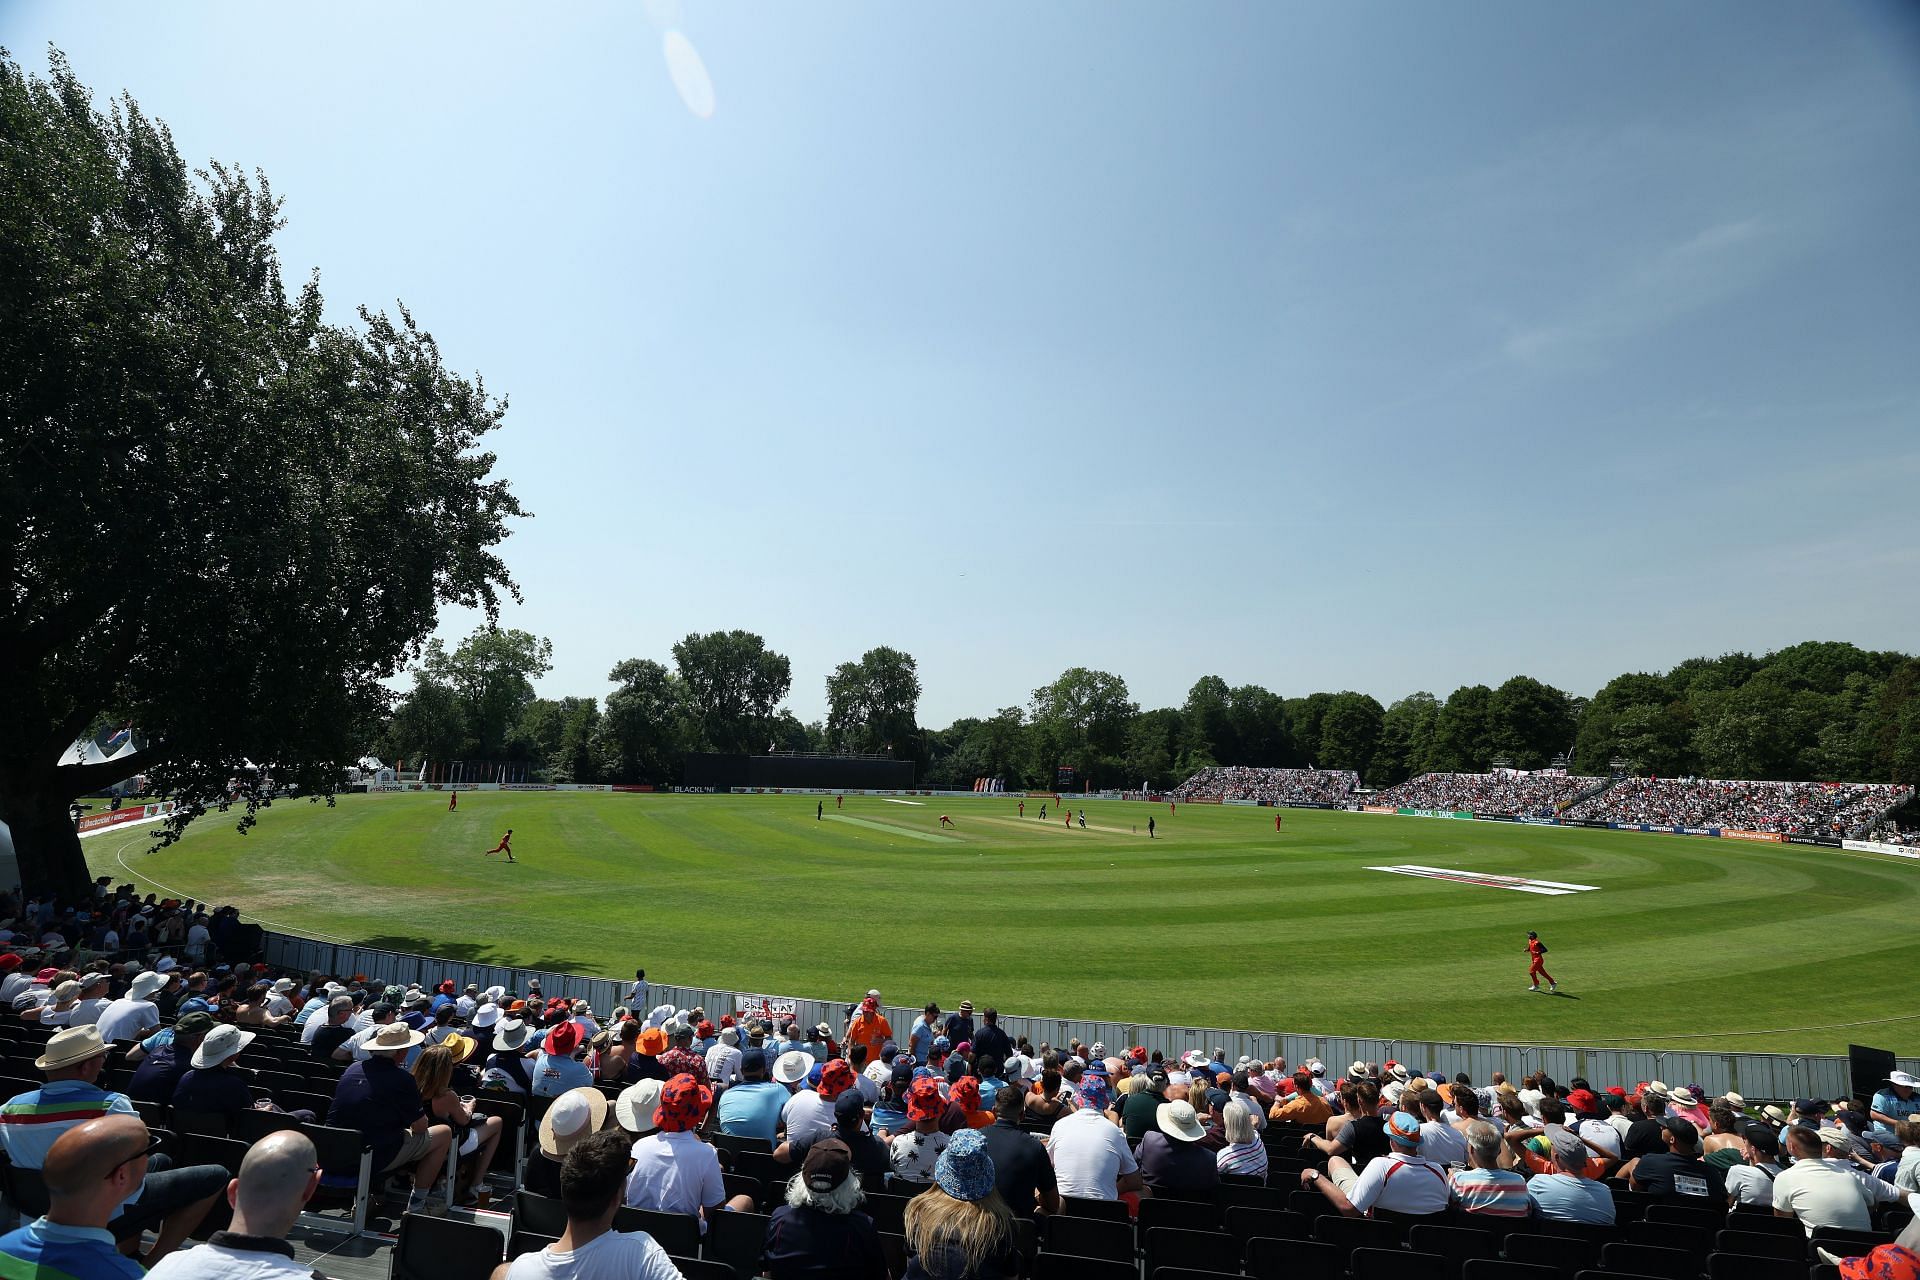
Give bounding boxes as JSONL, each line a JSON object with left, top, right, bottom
{"left": 0, "top": 954, "right": 21, "bottom": 973}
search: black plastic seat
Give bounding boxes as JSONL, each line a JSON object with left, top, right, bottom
{"left": 1247, "top": 1236, "right": 1341, "bottom": 1280}
{"left": 1599, "top": 1242, "right": 1696, "bottom": 1280}
{"left": 612, "top": 1206, "right": 700, "bottom": 1258}
{"left": 392, "top": 1211, "right": 503, "bottom": 1280}
{"left": 1041, "top": 1214, "right": 1133, "bottom": 1263}
{"left": 1713, "top": 1230, "right": 1802, "bottom": 1261}
{"left": 1061, "top": 1194, "right": 1132, "bottom": 1222}
{"left": 1706, "top": 1253, "right": 1806, "bottom": 1280}
{"left": 1144, "top": 1226, "right": 1241, "bottom": 1277}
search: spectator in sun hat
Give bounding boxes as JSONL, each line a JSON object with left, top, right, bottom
{"left": 1305, "top": 1107, "right": 1449, "bottom": 1219}
{"left": 532, "top": 1020, "right": 593, "bottom": 1099}
{"left": 872, "top": 1060, "right": 916, "bottom": 1139}
{"left": 480, "top": 1016, "right": 536, "bottom": 1095}
{"left": 171, "top": 1022, "right": 262, "bottom": 1120}
{"left": 657, "top": 1021, "right": 710, "bottom": 1085}
{"left": 506, "top": 1127, "right": 686, "bottom": 1280}
{"left": 889, "top": 1079, "right": 952, "bottom": 1186}
{"left": 783, "top": 1057, "right": 855, "bottom": 1146}
{"left": 845, "top": 995, "right": 892, "bottom": 1063}
{"left": 540, "top": 1086, "right": 609, "bottom": 1162}
{"left": 901, "top": 1128, "right": 1019, "bottom": 1280}
{"left": 127, "top": 1011, "right": 215, "bottom": 1105}
{"left": 717, "top": 1049, "right": 789, "bottom": 1143}
{"left": 1074, "top": 1060, "right": 1114, "bottom": 1116}
{"left": 93, "top": 967, "right": 166, "bottom": 1044}
{"left": 328, "top": 1020, "right": 454, "bottom": 1216}
{"left": 614, "top": 1077, "right": 664, "bottom": 1140}
{"left": 1873, "top": 1072, "right": 1920, "bottom": 1127}
{"left": 625, "top": 1074, "right": 756, "bottom": 1229}
{"left": 948, "top": 1076, "right": 992, "bottom": 1130}
{"left": 705, "top": 1024, "right": 743, "bottom": 1087}
{"left": 762, "top": 1135, "right": 887, "bottom": 1280}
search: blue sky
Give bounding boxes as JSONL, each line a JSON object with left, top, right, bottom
{"left": 10, "top": 2, "right": 1919, "bottom": 726}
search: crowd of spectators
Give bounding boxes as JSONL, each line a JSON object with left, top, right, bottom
{"left": 1369, "top": 772, "right": 1603, "bottom": 818}
{"left": 1564, "top": 777, "right": 1913, "bottom": 836}
{"left": 3, "top": 884, "right": 1918, "bottom": 1278}
{"left": 1172, "top": 766, "right": 1358, "bottom": 806}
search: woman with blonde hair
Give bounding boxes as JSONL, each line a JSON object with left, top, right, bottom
{"left": 902, "top": 1130, "right": 1017, "bottom": 1280}
{"left": 413, "top": 1044, "right": 506, "bottom": 1207}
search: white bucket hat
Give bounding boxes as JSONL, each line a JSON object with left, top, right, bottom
{"left": 191, "top": 1024, "right": 256, "bottom": 1069}
{"left": 774, "top": 1050, "right": 814, "bottom": 1085}
{"left": 128, "top": 971, "right": 168, "bottom": 1000}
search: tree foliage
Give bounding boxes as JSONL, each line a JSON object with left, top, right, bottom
{"left": 0, "top": 50, "right": 523, "bottom": 895}
{"left": 824, "top": 646, "right": 921, "bottom": 756}
{"left": 671, "top": 630, "right": 792, "bottom": 754}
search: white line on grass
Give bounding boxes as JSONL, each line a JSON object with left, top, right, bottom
{"left": 878, "top": 798, "right": 924, "bottom": 806}
{"left": 109, "top": 827, "right": 355, "bottom": 944}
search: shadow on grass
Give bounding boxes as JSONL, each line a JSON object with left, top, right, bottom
{"left": 356, "top": 935, "right": 598, "bottom": 976}
{"left": 1547, "top": 991, "right": 1582, "bottom": 1000}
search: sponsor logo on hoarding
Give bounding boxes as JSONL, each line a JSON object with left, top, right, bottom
{"left": 1368, "top": 864, "right": 1600, "bottom": 895}
{"left": 737, "top": 995, "right": 797, "bottom": 1023}
{"left": 1842, "top": 839, "right": 1920, "bottom": 860}
{"left": 1397, "top": 808, "right": 1475, "bottom": 820}
{"left": 1223, "top": 798, "right": 1259, "bottom": 807}
{"left": 1473, "top": 812, "right": 1517, "bottom": 822}
{"left": 1515, "top": 816, "right": 1560, "bottom": 826}
{"left": 76, "top": 801, "right": 178, "bottom": 836}
{"left": 503, "top": 784, "right": 558, "bottom": 791}
{"left": 612, "top": 784, "right": 656, "bottom": 792}
{"left": 1785, "top": 834, "right": 1842, "bottom": 847}
{"left": 1362, "top": 805, "right": 1396, "bottom": 814}
{"left": 1721, "top": 829, "right": 1786, "bottom": 843}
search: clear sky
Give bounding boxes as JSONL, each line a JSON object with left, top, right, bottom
{"left": 10, "top": 2, "right": 1919, "bottom": 726}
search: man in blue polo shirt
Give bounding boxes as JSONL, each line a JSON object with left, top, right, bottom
{"left": 0, "top": 1115, "right": 152, "bottom": 1278}
{"left": 716, "top": 1049, "right": 788, "bottom": 1142}
{"left": 0, "top": 1027, "right": 223, "bottom": 1266}
{"left": 326, "top": 1021, "right": 453, "bottom": 1214}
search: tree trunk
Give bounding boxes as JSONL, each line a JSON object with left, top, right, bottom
{"left": 0, "top": 785, "right": 97, "bottom": 901}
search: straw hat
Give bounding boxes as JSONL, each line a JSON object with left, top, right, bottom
{"left": 36, "top": 1025, "right": 109, "bottom": 1070}
{"left": 615, "top": 1078, "right": 665, "bottom": 1136}
{"left": 363, "top": 1023, "right": 426, "bottom": 1054}
{"left": 538, "top": 1086, "right": 609, "bottom": 1158}
{"left": 441, "top": 1033, "right": 479, "bottom": 1064}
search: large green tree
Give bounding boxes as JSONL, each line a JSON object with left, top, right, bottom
{"left": 593, "top": 658, "right": 688, "bottom": 784}
{"left": 1029, "top": 667, "right": 1137, "bottom": 782}
{"left": 824, "top": 646, "right": 921, "bottom": 756}
{"left": 1317, "top": 691, "right": 1385, "bottom": 778}
{"left": 1488, "top": 675, "right": 1575, "bottom": 769}
{"left": 0, "top": 51, "right": 523, "bottom": 896}
{"left": 671, "top": 630, "right": 792, "bottom": 754}
{"left": 421, "top": 628, "right": 553, "bottom": 760}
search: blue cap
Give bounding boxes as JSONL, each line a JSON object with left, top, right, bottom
{"left": 1387, "top": 1111, "right": 1423, "bottom": 1145}
{"left": 739, "top": 1048, "right": 767, "bottom": 1073}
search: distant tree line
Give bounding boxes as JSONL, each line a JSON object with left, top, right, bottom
{"left": 377, "top": 635, "right": 1920, "bottom": 795}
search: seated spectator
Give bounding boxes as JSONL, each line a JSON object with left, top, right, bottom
{"left": 705, "top": 1025, "right": 743, "bottom": 1087}
{"left": 93, "top": 969, "right": 166, "bottom": 1043}
{"left": 1773, "top": 1125, "right": 1913, "bottom": 1235}
{"left": 948, "top": 1077, "right": 992, "bottom": 1131}
{"left": 1120, "top": 1068, "right": 1170, "bottom": 1144}
{"left": 1304, "top": 1079, "right": 1387, "bottom": 1166}
{"left": 172, "top": 1023, "right": 263, "bottom": 1120}
{"left": 624, "top": 1073, "right": 755, "bottom": 1230}
{"left": 785, "top": 1057, "right": 857, "bottom": 1146}
{"left": 532, "top": 1021, "right": 593, "bottom": 1098}
{"left": 326, "top": 1022, "right": 453, "bottom": 1216}
{"left": 66, "top": 972, "right": 113, "bottom": 1027}
{"left": 614, "top": 1078, "right": 665, "bottom": 1143}
{"left": 978, "top": 1085, "right": 1058, "bottom": 1219}
{"left": 1216, "top": 1100, "right": 1269, "bottom": 1178}
{"left": 1414, "top": 1090, "right": 1467, "bottom": 1168}
{"left": 718, "top": 1049, "right": 789, "bottom": 1143}
{"left": 1724, "top": 1124, "right": 1784, "bottom": 1209}
{"left": 1526, "top": 1129, "right": 1616, "bottom": 1225}
{"left": 305, "top": 995, "right": 357, "bottom": 1060}
{"left": 0, "top": 1116, "right": 155, "bottom": 1280}
{"left": 482, "top": 1016, "right": 535, "bottom": 1095}
{"left": 777, "top": 1090, "right": 890, "bottom": 1188}
{"left": 413, "top": 1044, "right": 505, "bottom": 1209}
{"left": 1626, "top": 1117, "right": 1714, "bottom": 1198}
{"left": 127, "top": 1011, "right": 214, "bottom": 1105}
{"left": 1272, "top": 1071, "right": 1331, "bottom": 1125}
{"left": 1448, "top": 1121, "right": 1529, "bottom": 1218}
{"left": 889, "top": 1079, "right": 952, "bottom": 1188}
{"left": 762, "top": 1137, "right": 887, "bottom": 1280}
{"left": 146, "top": 1130, "right": 322, "bottom": 1279}
{"left": 1022, "top": 1067, "right": 1066, "bottom": 1127}
{"left": 497, "top": 1128, "right": 684, "bottom": 1280}
{"left": 870, "top": 1060, "right": 915, "bottom": 1139}
{"left": 0, "top": 1027, "right": 224, "bottom": 1264}
{"left": 656, "top": 1022, "right": 710, "bottom": 1085}
{"left": 901, "top": 1130, "right": 1019, "bottom": 1280}
{"left": 1303, "top": 1110, "right": 1449, "bottom": 1219}
{"left": 1873, "top": 1072, "right": 1920, "bottom": 1127}
{"left": 1045, "top": 1086, "right": 1141, "bottom": 1203}
{"left": 532, "top": 1085, "right": 608, "bottom": 1200}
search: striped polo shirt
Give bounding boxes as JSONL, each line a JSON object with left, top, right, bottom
{"left": 1448, "top": 1166, "right": 1532, "bottom": 1217}
{"left": 0, "top": 1080, "right": 137, "bottom": 1170}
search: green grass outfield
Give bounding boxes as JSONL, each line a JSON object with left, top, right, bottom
{"left": 87, "top": 792, "right": 1920, "bottom": 1056}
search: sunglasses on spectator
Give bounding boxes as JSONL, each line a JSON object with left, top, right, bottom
{"left": 107, "top": 1135, "right": 164, "bottom": 1178}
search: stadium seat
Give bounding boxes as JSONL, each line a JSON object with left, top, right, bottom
{"left": 1463, "top": 1262, "right": 1561, "bottom": 1280}
{"left": 300, "top": 1122, "right": 374, "bottom": 1237}
{"left": 1808, "top": 1226, "right": 1892, "bottom": 1257}
{"left": 863, "top": 1191, "right": 911, "bottom": 1235}
{"left": 1224, "top": 1206, "right": 1312, "bottom": 1248}
{"left": 1041, "top": 1213, "right": 1134, "bottom": 1263}
{"left": 506, "top": 1229, "right": 558, "bottom": 1260}
{"left": 1713, "top": 1230, "right": 1803, "bottom": 1261}
{"left": 1031, "top": 1253, "right": 1136, "bottom": 1280}
{"left": 1061, "top": 1194, "right": 1132, "bottom": 1222}
{"left": 1138, "top": 1196, "right": 1222, "bottom": 1236}
{"left": 515, "top": 1188, "right": 568, "bottom": 1237}
{"left": 613, "top": 1206, "right": 701, "bottom": 1258}
{"left": 1410, "top": 1222, "right": 1500, "bottom": 1277}
{"left": 169, "top": 1108, "right": 232, "bottom": 1138}
{"left": 1503, "top": 1231, "right": 1601, "bottom": 1280}
{"left": 1315, "top": 1213, "right": 1406, "bottom": 1253}
{"left": 1152, "top": 1270, "right": 1242, "bottom": 1280}
{"left": 231, "top": 1107, "right": 304, "bottom": 1143}
{"left": 1599, "top": 1242, "right": 1696, "bottom": 1280}
{"left": 707, "top": 1206, "right": 771, "bottom": 1275}
{"left": 1724, "top": 1212, "right": 1802, "bottom": 1236}
{"left": 1354, "top": 1248, "right": 1449, "bottom": 1280}
{"left": 1144, "top": 1227, "right": 1241, "bottom": 1277}
{"left": 1534, "top": 1219, "right": 1619, "bottom": 1246}
{"left": 1216, "top": 1180, "right": 1290, "bottom": 1211}
{"left": 1627, "top": 1220, "right": 1712, "bottom": 1261}
{"left": 1645, "top": 1204, "right": 1724, "bottom": 1232}
{"left": 1246, "top": 1236, "right": 1341, "bottom": 1280}
{"left": 1290, "top": 1189, "right": 1335, "bottom": 1219}
{"left": 392, "top": 1211, "right": 502, "bottom": 1280}
{"left": 1706, "top": 1253, "right": 1805, "bottom": 1280}
{"left": 667, "top": 1258, "right": 736, "bottom": 1280}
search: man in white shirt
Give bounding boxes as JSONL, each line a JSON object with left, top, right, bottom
{"left": 1724, "top": 1125, "right": 1782, "bottom": 1209}
{"left": 704, "top": 1027, "right": 742, "bottom": 1088}
{"left": 782, "top": 1059, "right": 856, "bottom": 1145}
{"left": 302, "top": 995, "right": 354, "bottom": 1045}
{"left": 66, "top": 973, "right": 113, "bottom": 1027}
{"left": 335, "top": 1004, "right": 401, "bottom": 1062}
{"left": 1303, "top": 1110, "right": 1452, "bottom": 1218}
{"left": 1414, "top": 1092, "right": 1468, "bottom": 1167}
{"left": 94, "top": 970, "right": 167, "bottom": 1043}
{"left": 1046, "top": 1104, "right": 1143, "bottom": 1201}
{"left": 184, "top": 918, "right": 211, "bottom": 963}
{"left": 146, "top": 1130, "right": 322, "bottom": 1280}
{"left": 622, "top": 1075, "right": 754, "bottom": 1233}
{"left": 264, "top": 978, "right": 298, "bottom": 1020}
{"left": 1773, "top": 1126, "right": 1912, "bottom": 1235}
{"left": 0, "top": 954, "right": 37, "bottom": 1007}
{"left": 510, "top": 1128, "right": 682, "bottom": 1280}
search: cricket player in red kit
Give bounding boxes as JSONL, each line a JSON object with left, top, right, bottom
{"left": 1526, "top": 931, "right": 1555, "bottom": 992}
{"left": 449, "top": 791, "right": 457, "bottom": 811}
{"left": 486, "top": 829, "right": 515, "bottom": 863}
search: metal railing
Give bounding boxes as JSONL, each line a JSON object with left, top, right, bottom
{"left": 256, "top": 929, "right": 1916, "bottom": 1101}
